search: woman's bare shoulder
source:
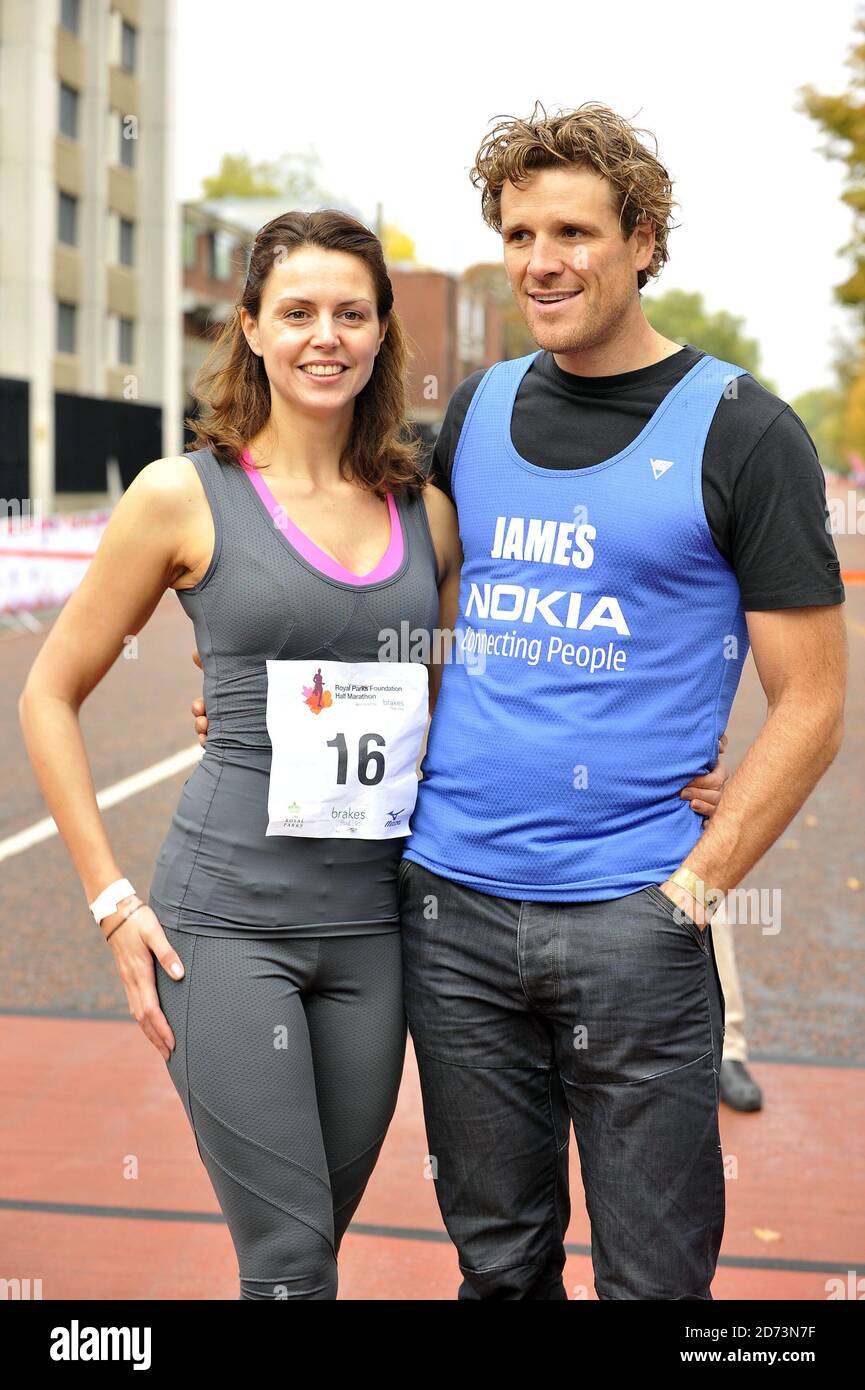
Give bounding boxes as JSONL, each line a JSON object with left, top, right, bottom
{"left": 127, "top": 454, "right": 206, "bottom": 505}
{"left": 115, "top": 456, "right": 214, "bottom": 587}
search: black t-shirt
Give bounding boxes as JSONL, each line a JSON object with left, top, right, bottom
{"left": 424, "top": 345, "right": 845, "bottom": 610}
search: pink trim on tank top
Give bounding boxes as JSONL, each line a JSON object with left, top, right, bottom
{"left": 239, "top": 446, "right": 404, "bottom": 584}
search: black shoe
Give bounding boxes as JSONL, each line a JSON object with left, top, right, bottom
{"left": 720, "top": 1059, "right": 763, "bottom": 1111}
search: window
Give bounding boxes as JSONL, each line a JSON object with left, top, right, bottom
{"left": 182, "top": 222, "right": 198, "bottom": 269}
{"left": 119, "top": 218, "right": 135, "bottom": 266}
{"left": 118, "top": 317, "right": 135, "bottom": 365}
{"left": 457, "top": 291, "right": 487, "bottom": 360}
{"left": 60, "top": 0, "right": 81, "bottom": 34}
{"left": 209, "top": 230, "right": 235, "bottom": 280}
{"left": 59, "top": 82, "right": 79, "bottom": 139}
{"left": 58, "top": 191, "right": 77, "bottom": 246}
{"left": 473, "top": 299, "right": 485, "bottom": 348}
{"left": 57, "top": 301, "right": 77, "bottom": 354}
{"left": 107, "top": 209, "right": 118, "bottom": 261}
{"left": 119, "top": 113, "right": 136, "bottom": 169}
{"left": 121, "top": 20, "right": 138, "bottom": 72}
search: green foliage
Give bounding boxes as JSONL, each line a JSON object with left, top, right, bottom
{"left": 798, "top": 9, "right": 865, "bottom": 461}
{"left": 643, "top": 288, "right": 776, "bottom": 393}
{"left": 198, "top": 150, "right": 330, "bottom": 203}
{"left": 798, "top": 13, "right": 865, "bottom": 320}
{"left": 789, "top": 387, "right": 848, "bottom": 474}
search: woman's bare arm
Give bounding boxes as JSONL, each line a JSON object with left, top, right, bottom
{"left": 18, "top": 456, "right": 203, "bottom": 1057}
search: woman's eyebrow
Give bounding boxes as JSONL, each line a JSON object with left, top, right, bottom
{"left": 272, "top": 295, "right": 373, "bottom": 308}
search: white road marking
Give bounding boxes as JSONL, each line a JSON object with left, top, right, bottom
{"left": 0, "top": 744, "right": 203, "bottom": 862}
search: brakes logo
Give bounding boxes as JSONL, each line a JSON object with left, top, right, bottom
{"left": 465, "top": 582, "right": 630, "bottom": 634}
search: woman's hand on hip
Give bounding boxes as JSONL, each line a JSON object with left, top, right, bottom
{"left": 104, "top": 904, "right": 185, "bottom": 1061}
{"left": 678, "top": 732, "right": 730, "bottom": 817}
{"left": 191, "top": 647, "right": 208, "bottom": 746}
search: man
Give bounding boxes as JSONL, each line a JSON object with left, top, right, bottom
{"left": 396, "top": 102, "right": 846, "bottom": 1300}
{"left": 190, "top": 102, "right": 846, "bottom": 1299}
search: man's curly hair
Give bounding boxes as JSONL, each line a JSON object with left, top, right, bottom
{"left": 470, "top": 101, "right": 678, "bottom": 290}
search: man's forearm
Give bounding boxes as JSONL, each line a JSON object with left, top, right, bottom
{"left": 678, "top": 694, "right": 844, "bottom": 895}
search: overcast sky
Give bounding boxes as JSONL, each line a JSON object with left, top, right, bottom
{"left": 176, "top": 0, "right": 859, "bottom": 401}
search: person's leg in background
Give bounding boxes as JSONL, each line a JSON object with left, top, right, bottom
{"left": 551, "top": 887, "right": 726, "bottom": 1300}
{"left": 399, "top": 861, "right": 571, "bottom": 1299}
{"left": 711, "top": 896, "right": 764, "bottom": 1111}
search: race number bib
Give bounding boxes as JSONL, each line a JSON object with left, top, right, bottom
{"left": 264, "top": 660, "right": 429, "bottom": 838}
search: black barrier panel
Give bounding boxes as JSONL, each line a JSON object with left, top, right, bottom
{"left": 0, "top": 377, "right": 30, "bottom": 505}
{"left": 54, "top": 392, "right": 162, "bottom": 492}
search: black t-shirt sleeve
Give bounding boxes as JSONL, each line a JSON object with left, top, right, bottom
{"left": 704, "top": 401, "right": 845, "bottom": 610}
{"left": 424, "top": 371, "right": 486, "bottom": 501}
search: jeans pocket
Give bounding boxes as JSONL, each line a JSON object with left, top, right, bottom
{"left": 644, "top": 883, "right": 707, "bottom": 952}
{"left": 396, "top": 856, "right": 413, "bottom": 894}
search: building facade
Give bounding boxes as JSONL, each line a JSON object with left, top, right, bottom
{"left": 388, "top": 264, "right": 503, "bottom": 430}
{"left": 0, "top": 0, "right": 179, "bottom": 513}
{"left": 181, "top": 202, "right": 250, "bottom": 444}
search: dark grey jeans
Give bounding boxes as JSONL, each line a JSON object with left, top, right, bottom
{"left": 398, "top": 858, "right": 726, "bottom": 1301}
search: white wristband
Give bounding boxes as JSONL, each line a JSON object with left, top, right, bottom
{"left": 89, "top": 878, "right": 137, "bottom": 926}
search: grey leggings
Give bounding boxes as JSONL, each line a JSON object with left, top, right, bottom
{"left": 154, "top": 926, "right": 406, "bottom": 1299}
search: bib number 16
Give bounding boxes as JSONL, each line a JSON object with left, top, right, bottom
{"left": 326, "top": 731, "right": 386, "bottom": 787}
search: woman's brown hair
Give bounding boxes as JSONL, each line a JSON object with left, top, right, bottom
{"left": 469, "top": 101, "right": 678, "bottom": 291}
{"left": 185, "top": 209, "right": 427, "bottom": 497}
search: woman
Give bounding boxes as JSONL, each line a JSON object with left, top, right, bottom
{"left": 19, "top": 209, "right": 461, "bottom": 1300}
{"left": 19, "top": 208, "right": 726, "bottom": 1302}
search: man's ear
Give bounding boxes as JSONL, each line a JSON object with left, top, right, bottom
{"left": 632, "top": 218, "right": 656, "bottom": 278}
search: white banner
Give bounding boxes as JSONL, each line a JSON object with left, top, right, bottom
{"left": 0, "top": 512, "right": 107, "bottom": 614}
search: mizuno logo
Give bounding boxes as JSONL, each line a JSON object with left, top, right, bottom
{"left": 651, "top": 457, "right": 675, "bottom": 480}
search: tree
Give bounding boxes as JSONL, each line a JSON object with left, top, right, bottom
{"left": 798, "top": 9, "right": 865, "bottom": 466}
{"left": 789, "top": 387, "right": 847, "bottom": 475}
{"left": 798, "top": 14, "right": 865, "bottom": 320}
{"left": 642, "top": 288, "right": 776, "bottom": 393}
{"left": 198, "top": 150, "right": 331, "bottom": 203}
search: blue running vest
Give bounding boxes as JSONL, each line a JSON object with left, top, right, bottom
{"left": 403, "top": 349, "right": 750, "bottom": 900}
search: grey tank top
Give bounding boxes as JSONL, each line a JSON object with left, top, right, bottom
{"left": 148, "top": 446, "right": 440, "bottom": 937}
